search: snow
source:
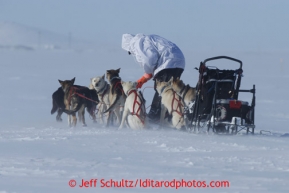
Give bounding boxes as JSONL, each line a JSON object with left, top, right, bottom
{"left": 0, "top": 22, "right": 289, "bottom": 193}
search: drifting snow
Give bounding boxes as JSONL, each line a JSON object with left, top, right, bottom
{"left": 0, "top": 22, "right": 289, "bottom": 193}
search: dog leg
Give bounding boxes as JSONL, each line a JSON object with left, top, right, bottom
{"left": 72, "top": 113, "right": 77, "bottom": 127}
{"left": 65, "top": 103, "right": 72, "bottom": 127}
{"left": 87, "top": 107, "right": 96, "bottom": 123}
{"left": 56, "top": 109, "right": 63, "bottom": 122}
{"left": 78, "top": 106, "right": 87, "bottom": 127}
{"left": 114, "top": 110, "right": 122, "bottom": 127}
{"left": 106, "top": 111, "right": 111, "bottom": 127}
{"left": 96, "top": 103, "right": 102, "bottom": 124}
{"left": 172, "top": 113, "right": 183, "bottom": 130}
{"left": 67, "top": 115, "right": 71, "bottom": 127}
{"left": 101, "top": 104, "right": 108, "bottom": 125}
{"left": 112, "top": 112, "right": 118, "bottom": 126}
{"left": 118, "top": 107, "right": 128, "bottom": 129}
{"left": 159, "top": 104, "right": 167, "bottom": 128}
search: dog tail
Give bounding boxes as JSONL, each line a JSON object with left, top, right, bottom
{"left": 63, "top": 103, "right": 82, "bottom": 115}
{"left": 103, "top": 95, "right": 120, "bottom": 113}
{"left": 51, "top": 99, "right": 58, "bottom": 114}
{"left": 51, "top": 87, "right": 65, "bottom": 114}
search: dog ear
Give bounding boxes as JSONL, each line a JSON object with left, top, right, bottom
{"left": 168, "top": 76, "right": 174, "bottom": 84}
{"left": 116, "top": 68, "right": 120, "bottom": 73}
{"left": 106, "top": 71, "right": 110, "bottom": 79}
{"left": 58, "top": 80, "right": 63, "bottom": 84}
{"left": 102, "top": 74, "right": 105, "bottom": 79}
{"left": 71, "top": 77, "right": 75, "bottom": 84}
{"left": 155, "top": 79, "right": 160, "bottom": 84}
{"left": 133, "top": 81, "right": 138, "bottom": 88}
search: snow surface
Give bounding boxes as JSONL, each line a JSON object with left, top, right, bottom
{"left": 0, "top": 23, "right": 289, "bottom": 193}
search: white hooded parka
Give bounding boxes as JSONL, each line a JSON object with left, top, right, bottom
{"left": 122, "top": 34, "right": 185, "bottom": 77}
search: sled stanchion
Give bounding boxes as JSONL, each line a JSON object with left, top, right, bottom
{"left": 252, "top": 84, "right": 256, "bottom": 130}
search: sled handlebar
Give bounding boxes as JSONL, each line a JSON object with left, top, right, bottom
{"left": 203, "top": 56, "right": 242, "bottom": 69}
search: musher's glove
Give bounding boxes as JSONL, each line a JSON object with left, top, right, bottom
{"left": 136, "top": 73, "right": 153, "bottom": 89}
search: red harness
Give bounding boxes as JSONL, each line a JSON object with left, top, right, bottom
{"left": 127, "top": 89, "right": 146, "bottom": 125}
{"left": 68, "top": 86, "right": 98, "bottom": 105}
{"left": 113, "top": 81, "right": 124, "bottom": 95}
{"left": 170, "top": 90, "right": 184, "bottom": 116}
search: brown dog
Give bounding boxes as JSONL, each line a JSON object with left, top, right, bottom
{"left": 58, "top": 77, "right": 98, "bottom": 127}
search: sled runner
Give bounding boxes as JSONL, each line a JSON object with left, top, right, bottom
{"left": 187, "top": 56, "right": 256, "bottom": 134}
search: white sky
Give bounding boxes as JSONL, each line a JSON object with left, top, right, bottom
{"left": 0, "top": 0, "right": 289, "bottom": 52}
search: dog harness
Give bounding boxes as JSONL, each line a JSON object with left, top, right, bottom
{"left": 68, "top": 86, "right": 99, "bottom": 105}
{"left": 111, "top": 76, "right": 124, "bottom": 95}
{"left": 68, "top": 86, "right": 79, "bottom": 105}
{"left": 170, "top": 90, "right": 184, "bottom": 117}
{"left": 159, "top": 86, "right": 183, "bottom": 116}
{"left": 178, "top": 84, "right": 194, "bottom": 106}
{"left": 127, "top": 89, "right": 146, "bottom": 125}
{"left": 108, "top": 75, "right": 125, "bottom": 96}
{"left": 160, "top": 86, "right": 183, "bottom": 117}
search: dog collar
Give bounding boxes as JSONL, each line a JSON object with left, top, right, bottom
{"left": 110, "top": 76, "right": 121, "bottom": 82}
{"left": 97, "top": 82, "right": 108, "bottom": 95}
{"left": 127, "top": 88, "right": 137, "bottom": 96}
{"left": 159, "top": 85, "right": 171, "bottom": 95}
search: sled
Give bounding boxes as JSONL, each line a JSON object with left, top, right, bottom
{"left": 188, "top": 56, "right": 256, "bottom": 134}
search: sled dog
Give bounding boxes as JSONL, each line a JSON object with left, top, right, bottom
{"left": 51, "top": 86, "right": 90, "bottom": 122}
{"left": 58, "top": 77, "right": 98, "bottom": 127}
{"left": 171, "top": 77, "right": 196, "bottom": 108}
{"left": 103, "top": 68, "right": 126, "bottom": 127}
{"left": 155, "top": 78, "right": 185, "bottom": 130}
{"left": 91, "top": 75, "right": 111, "bottom": 125}
{"left": 170, "top": 77, "right": 197, "bottom": 128}
{"left": 119, "top": 81, "right": 147, "bottom": 130}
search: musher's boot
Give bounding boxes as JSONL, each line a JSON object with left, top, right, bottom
{"left": 147, "top": 92, "right": 161, "bottom": 122}
{"left": 148, "top": 106, "right": 161, "bottom": 122}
